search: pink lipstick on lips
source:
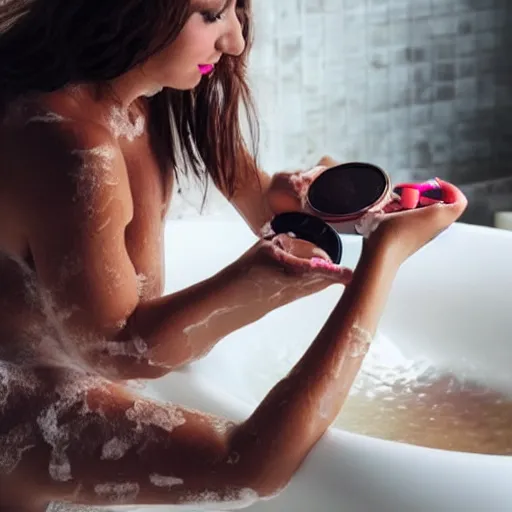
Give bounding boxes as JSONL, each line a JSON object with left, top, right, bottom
{"left": 198, "top": 64, "right": 214, "bottom": 75}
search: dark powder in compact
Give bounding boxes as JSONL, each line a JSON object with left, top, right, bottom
{"left": 271, "top": 212, "right": 343, "bottom": 264}
{"left": 308, "top": 163, "right": 387, "bottom": 215}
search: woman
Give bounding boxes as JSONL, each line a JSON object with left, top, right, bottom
{"left": 0, "top": 0, "right": 467, "bottom": 510}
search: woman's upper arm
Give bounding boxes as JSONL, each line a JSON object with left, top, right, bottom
{"left": 20, "top": 121, "right": 140, "bottom": 335}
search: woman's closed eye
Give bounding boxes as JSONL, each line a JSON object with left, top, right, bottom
{"left": 201, "top": 9, "right": 226, "bottom": 23}
{"left": 200, "top": 0, "right": 230, "bottom": 24}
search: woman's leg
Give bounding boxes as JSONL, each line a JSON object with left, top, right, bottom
{"left": 0, "top": 363, "right": 257, "bottom": 510}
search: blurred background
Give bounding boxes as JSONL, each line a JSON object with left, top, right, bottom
{"left": 171, "top": 0, "right": 512, "bottom": 227}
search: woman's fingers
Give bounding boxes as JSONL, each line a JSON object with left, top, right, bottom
{"left": 435, "top": 178, "right": 468, "bottom": 212}
{"left": 316, "top": 155, "right": 339, "bottom": 167}
{"left": 269, "top": 235, "right": 352, "bottom": 285}
{"left": 272, "top": 234, "right": 331, "bottom": 261}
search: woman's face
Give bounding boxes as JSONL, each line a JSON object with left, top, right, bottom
{"left": 142, "top": 0, "right": 246, "bottom": 91}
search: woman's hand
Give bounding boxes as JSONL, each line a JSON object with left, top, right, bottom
{"left": 236, "top": 233, "right": 353, "bottom": 308}
{"left": 365, "top": 179, "right": 468, "bottom": 263}
{"left": 266, "top": 156, "right": 338, "bottom": 216}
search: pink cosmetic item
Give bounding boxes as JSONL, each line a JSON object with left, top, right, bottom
{"left": 393, "top": 178, "right": 444, "bottom": 209}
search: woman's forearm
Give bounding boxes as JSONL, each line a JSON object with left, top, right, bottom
{"left": 88, "top": 259, "right": 284, "bottom": 379}
{"left": 230, "top": 167, "right": 273, "bottom": 235}
{"left": 229, "top": 242, "right": 400, "bottom": 493}
{"left": 230, "top": 156, "right": 339, "bottom": 235}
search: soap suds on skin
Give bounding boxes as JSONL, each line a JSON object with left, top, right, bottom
{"left": 85, "top": 337, "right": 151, "bottom": 378}
{"left": 89, "top": 337, "right": 148, "bottom": 360}
{"left": 69, "top": 145, "right": 119, "bottom": 211}
{"left": 353, "top": 187, "right": 406, "bottom": 238}
{"left": 355, "top": 190, "right": 406, "bottom": 237}
{"left": 317, "top": 388, "right": 337, "bottom": 420}
{"left": 347, "top": 325, "right": 373, "bottom": 359}
{"left": 108, "top": 106, "right": 145, "bottom": 142}
{"left": 176, "top": 487, "right": 259, "bottom": 510}
{"left": 0, "top": 254, "right": 92, "bottom": 373}
{"left": 46, "top": 503, "right": 107, "bottom": 512}
{"left": 0, "top": 361, "right": 39, "bottom": 413}
{"left": 226, "top": 451, "right": 240, "bottom": 465}
{"left": 94, "top": 482, "right": 140, "bottom": 504}
{"left": 355, "top": 210, "right": 381, "bottom": 238}
{"left": 260, "top": 221, "right": 275, "bottom": 239}
{"left": 71, "top": 145, "right": 116, "bottom": 163}
{"left": 143, "top": 85, "right": 164, "bottom": 98}
{"left": 183, "top": 306, "right": 245, "bottom": 338}
{"left": 149, "top": 473, "right": 184, "bottom": 489}
{"left": 71, "top": 145, "right": 119, "bottom": 185}
{"left": 0, "top": 423, "right": 36, "bottom": 474}
{"left": 36, "top": 374, "right": 111, "bottom": 482}
{"left": 136, "top": 273, "right": 148, "bottom": 298}
{"left": 330, "top": 325, "right": 373, "bottom": 379}
{"left": 32, "top": 286, "right": 94, "bottom": 373}
{"left": 245, "top": 270, "right": 329, "bottom": 308}
{"left": 25, "top": 112, "right": 66, "bottom": 125}
{"left": 268, "top": 276, "right": 325, "bottom": 304}
{"left": 199, "top": 412, "right": 236, "bottom": 436}
{"left": 125, "top": 400, "right": 186, "bottom": 434}
{"left": 37, "top": 401, "right": 73, "bottom": 482}
{"left": 104, "top": 265, "right": 123, "bottom": 290}
{"left": 101, "top": 437, "right": 134, "bottom": 461}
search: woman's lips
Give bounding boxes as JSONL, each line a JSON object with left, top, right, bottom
{"left": 198, "top": 64, "right": 214, "bottom": 75}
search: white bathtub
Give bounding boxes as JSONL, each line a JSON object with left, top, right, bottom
{"left": 137, "top": 217, "right": 512, "bottom": 512}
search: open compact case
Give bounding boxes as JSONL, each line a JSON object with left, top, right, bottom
{"left": 270, "top": 162, "right": 448, "bottom": 266}
{"left": 270, "top": 211, "right": 343, "bottom": 265}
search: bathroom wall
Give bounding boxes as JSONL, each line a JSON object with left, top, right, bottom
{"left": 171, "top": 0, "right": 512, "bottom": 226}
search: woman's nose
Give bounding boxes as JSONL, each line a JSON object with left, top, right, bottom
{"left": 216, "top": 14, "right": 246, "bottom": 57}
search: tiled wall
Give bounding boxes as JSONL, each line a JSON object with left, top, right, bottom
{"left": 171, "top": 0, "right": 512, "bottom": 226}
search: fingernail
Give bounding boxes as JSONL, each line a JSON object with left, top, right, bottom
{"left": 310, "top": 257, "right": 339, "bottom": 271}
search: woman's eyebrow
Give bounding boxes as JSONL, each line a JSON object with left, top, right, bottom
{"left": 191, "top": 0, "right": 230, "bottom": 12}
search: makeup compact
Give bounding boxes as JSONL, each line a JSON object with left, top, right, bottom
{"left": 270, "top": 162, "right": 448, "bottom": 265}
{"left": 270, "top": 212, "right": 343, "bottom": 265}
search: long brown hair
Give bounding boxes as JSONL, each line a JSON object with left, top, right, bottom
{"left": 0, "top": 0, "right": 259, "bottom": 200}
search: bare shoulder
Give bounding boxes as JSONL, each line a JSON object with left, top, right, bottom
{"left": 1, "top": 102, "right": 141, "bottom": 333}
{"left": 12, "top": 105, "right": 124, "bottom": 185}
{"left": 6, "top": 103, "right": 133, "bottom": 228}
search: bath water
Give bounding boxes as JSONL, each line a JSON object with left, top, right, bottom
{"left": 334, "top": 334, "right": 512, "bottom": 455}
{"left": 246, "top": 332, "right": 512, "bottom": 456}
{"left": 43, "top": 333, "right": 512, "bottom": 512}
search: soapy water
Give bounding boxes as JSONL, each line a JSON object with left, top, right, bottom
{"left": 334, "top": 334, "right": 512, "bottom": 455}
{"left": 245, "top": 332, "right": 512, "bottom": 456}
